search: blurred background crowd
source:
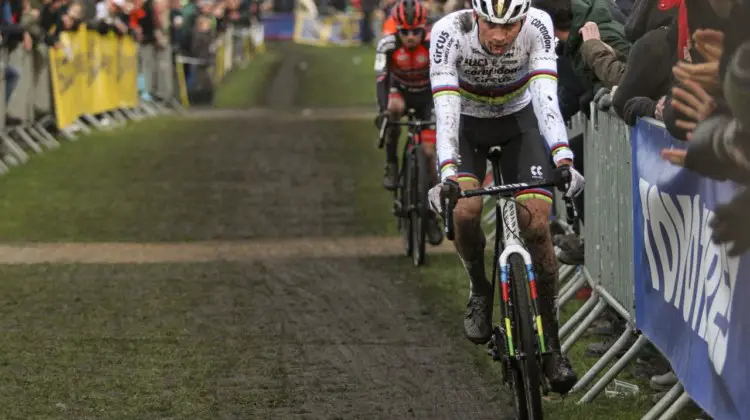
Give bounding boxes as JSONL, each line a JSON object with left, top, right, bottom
{"left": 0, "top": 0, "right": 271, "bottom": 118}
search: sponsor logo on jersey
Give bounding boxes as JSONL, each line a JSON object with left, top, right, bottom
{"left": 530, "top": 18, "right": 552, "bottom": 52}
{"left": 433, "top": 31, "right": 450, "bottom": 64}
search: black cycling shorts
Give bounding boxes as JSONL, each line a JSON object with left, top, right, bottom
{"left": 456, "top": 104, "right": 554, "bottom": 203}
{"left": 390, "top": 87, "right": 434, "bottom": 122}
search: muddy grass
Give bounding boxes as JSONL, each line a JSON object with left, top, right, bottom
{"left": 0, "top": 39, "right": 680, "bottom": 420}
{"left": 0, "top": 261, "right": 511, "bottom": 419}
{"left": 0, "top": 42, "right": 518, "bottom": 419}
{"left": 0, "top": 116, "right": 392, "bottom": 242}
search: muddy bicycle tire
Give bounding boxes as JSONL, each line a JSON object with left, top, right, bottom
{"left": 399, "top": 148, "right": 413, "bottom": 257}
{"left": 508, "top": 253, "right": 544, "bottom": 420}
{"left": 410, "top": 145, "right": 428, "bottom": 266}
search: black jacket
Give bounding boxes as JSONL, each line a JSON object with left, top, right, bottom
{"left": 613, "top": 24, "right": 676, "bottom": 125}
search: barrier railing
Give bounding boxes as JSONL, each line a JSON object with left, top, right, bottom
{"left": 174, "top": 25, "right": 260, "bottom": 108}
{"left": 0, "top": 24, "right": 261, "bottom": 172}
{"left": 480, "top": 107, "right": 742, "bottom": 420}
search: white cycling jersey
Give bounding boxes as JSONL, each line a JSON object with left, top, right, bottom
{"left": 429, "top": 8, "right": 574, "bottom": 181}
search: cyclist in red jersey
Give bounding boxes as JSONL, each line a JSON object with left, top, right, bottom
{"left": 374, "top": 0, "right": 442, "bottom": 245}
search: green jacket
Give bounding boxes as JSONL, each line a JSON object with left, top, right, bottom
{"left": 564, "top": 0, "right": 631, "bottom": 92}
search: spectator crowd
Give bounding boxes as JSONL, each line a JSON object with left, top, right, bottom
{"left": 0, "top": 0, "right": 268, "bottom": 121}
{"left": 534, "top": 0, "right": 749, "bottom": 415}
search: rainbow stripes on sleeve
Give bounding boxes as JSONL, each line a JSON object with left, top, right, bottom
{"left": 550, "top": 142, "right": 574, "bottom": 165}
{"left": 432, "top": 85, "right": 460, "bottom": 98}
{"left": 439, "top": 159, "right": 458, "bottom": 178}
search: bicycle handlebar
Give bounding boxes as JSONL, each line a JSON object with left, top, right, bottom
{"left": 387, "top": 120, "right": 436, "bottom": 128}
{"left": 442, "top": 169, "right": 579, "bottom": 241}
{"left": 376, "top": 111, "right": 436, "bottom": 149}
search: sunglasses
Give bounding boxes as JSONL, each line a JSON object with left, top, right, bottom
{"left": 398, "top": 28, "right": 424, "bottom": 36}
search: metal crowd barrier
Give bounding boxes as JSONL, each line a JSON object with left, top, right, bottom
{"left": 0, "top": 24, "right": 262, "bottom": 173}
{"left": 173, "top": 25, "right": 260, "bottom": 108}
{"left": 480, "top": 107, "right": 699, "bottom": 420}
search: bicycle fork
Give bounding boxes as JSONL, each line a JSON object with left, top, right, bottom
{"left": 490, "top": 197, "right": 548, "bottom": 378}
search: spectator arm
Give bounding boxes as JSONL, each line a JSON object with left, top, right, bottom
{"left": 580, "top": 39, "right": 627, "bottom": 88}
{"left": 617, "top": 96, "right": 657, "bottom": 125}
{"left": 21, "top": 15, "right": 43, "bottom": 40}
{"left": 0, "top": 23, "right": 26, "bottom": 42}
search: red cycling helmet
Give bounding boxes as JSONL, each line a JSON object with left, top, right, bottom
{"left": 391, "top": 0, "right": 427, "bottom": 29}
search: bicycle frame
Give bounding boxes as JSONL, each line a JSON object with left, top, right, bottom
{"left": 379, "top": 109, "right": 436, "bottom": 215}
{"left": 443, "top": 159, "right": 577, "bottom": 361}
{"left": 489, "top": 160, "right": 547, "bottom": 358}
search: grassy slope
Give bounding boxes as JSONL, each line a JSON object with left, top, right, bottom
{"left": 0, "top": 118, "right": 189, "bottom": 242}
{"left": 293, "top": 44, "right": 376, "bottom": 107}
{"left": 0, "top": 117, "right": 389, "bottom": 242}
{"left": 213, "top": 50, "right": 281, "bottom": 108}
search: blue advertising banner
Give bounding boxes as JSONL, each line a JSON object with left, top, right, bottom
{"left": 293, "top": 9, "right": 362, "bottom": 46}
{"left": 263, "top": 13, "right": 296, "bottom": 40}
{"left": 632, "top": 120, "right": 749, "bottom": 420}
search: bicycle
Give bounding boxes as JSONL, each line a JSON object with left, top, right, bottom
{"left": 378, "top": 109, "right": 436, "bottom": 266}
{"left": 441, "top": 146, "right": 578, "bottom": 420}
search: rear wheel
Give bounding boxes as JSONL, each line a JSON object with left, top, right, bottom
{"left": 508, "top": 254, "right": 544, "bottom": 419}
{"left": 410, "top": 145, "right": 428, "bottom": 266}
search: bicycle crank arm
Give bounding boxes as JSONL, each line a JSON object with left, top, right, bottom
{"left": 392, "top": 199, "right": 405, "bottom": 217}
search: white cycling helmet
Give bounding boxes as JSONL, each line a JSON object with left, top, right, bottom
{"left": 471, "top": 0, "right": 531, "bottom": 24}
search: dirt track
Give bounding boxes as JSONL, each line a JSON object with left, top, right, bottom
{"left": 0, "top": 237, "right": 454, "bottom": 263}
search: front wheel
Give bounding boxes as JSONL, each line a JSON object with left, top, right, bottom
{"left": 507, "top": 254, "right": 544, "bottom": 419}
{"left": 410, "top": 145, "right": 428, "bottom": 266}
{"left": 400, "top": 149, "right": 413, "bottom": 257}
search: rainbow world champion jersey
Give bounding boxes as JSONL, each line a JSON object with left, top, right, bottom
{"left": 429, "top": 8, "right": 574, "bottom": 181}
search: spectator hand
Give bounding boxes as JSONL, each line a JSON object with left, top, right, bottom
{"left": 23, "top": 32, "right": 32, "bottom": 50}
{"left": 594, "top": 87, "right": 612, "bottom": 111}
{"left": 670, "top": 79, "right": 717, "bottom": 139}
{"left": 693, "top": 29, "right": 724, "bottom": 63}
{"left": 661, "top": 114, "right": 750, "bottom": 186}
{"left": 655, "top": 96, "right": 667, "bottom": 120}
{"left": 593, "top": 87, "right": 610, "bottom": 103}
{"left": 114, "top": 20, "right": 128, "bottom": 34}
{"left": 155, "top": 32, "right": 166, "bottom": 48}
{"left": 673, "top": 60, "right": 721, "bottom": 94}
{"left": 661, "top": 148, "right": 687, "bottom": 166}
{"left": 579, "top": 22, "right": 601, "bottom": 42}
